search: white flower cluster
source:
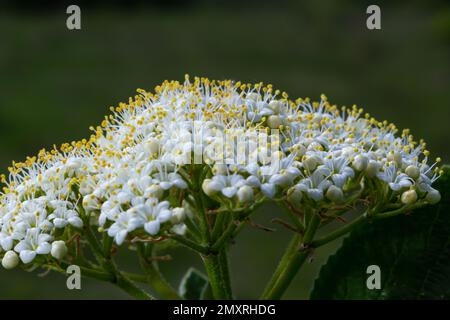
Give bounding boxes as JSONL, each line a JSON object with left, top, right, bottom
{"left": 0, "top": 75, "right": 442, "bottom": 269}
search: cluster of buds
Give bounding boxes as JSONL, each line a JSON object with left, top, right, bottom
{"left": 0, "top": 76, "right": 442, "bottom": 269}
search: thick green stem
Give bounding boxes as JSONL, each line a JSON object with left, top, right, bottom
{"left": 202, "top": 250, "right": 233, "bottom": 300}
{"left": 218, "top": 248, "right": 233, "bottom": 299}
{"left": 261, "top": 214, "right": 321, "bottom": 300}
{"left": 211, "top": 221, "right": 238, "bottom": 251}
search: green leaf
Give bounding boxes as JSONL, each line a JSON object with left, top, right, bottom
{"left": 311, "top": 166, "right": 450, "bottom": 300}
{"left": 178, "top": 268, "right": 209, "bottom": 300}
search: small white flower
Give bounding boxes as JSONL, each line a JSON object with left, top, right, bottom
{"left": 107, "top": 211, "right": 136, "bottom": 245}
{"left": 206, "top": 174, "right": 245, "bottom": 198}
{"left": 14, "top": 228, "right": 53, "bottom": 264}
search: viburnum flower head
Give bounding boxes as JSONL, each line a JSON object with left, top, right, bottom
{"left": 0, "top": 75, "right": 442, "bottom": 269}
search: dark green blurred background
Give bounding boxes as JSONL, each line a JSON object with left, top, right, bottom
{"left": 0, "top": 0, "right": 449, "bottom": 299}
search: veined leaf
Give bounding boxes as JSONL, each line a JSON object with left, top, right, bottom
{"left": 311, "top": 166, "right": 450, "bottom": 299}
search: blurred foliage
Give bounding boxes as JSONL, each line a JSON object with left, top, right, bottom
{"left": 0, "top": 0, "right": 449, "bottom": 299}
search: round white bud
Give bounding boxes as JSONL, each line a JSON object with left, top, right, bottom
{"left": 326, "top": 185, "right": 344, "bottom": 203}
{"left": 267, "top": 115, "right": 282, "bottom": 129}
{"left": 82, "top": 194, "right": 101, "bottom": 210}
{"left": 405, "top": 165, "right": 420, "bottom": 180}
{"left": 291, "top": 144, "right": 306, "bottom": 158}
{"left": 146, "top": 185, "right": 164, "bottom": 199}
{"left": 2, "top": 251, "right": 19, "bottom": 270}
{"left": 287, "top": 185, "right": 303, "bottom": 204}
{"left": 269, "top": 100, "right": 281, "bottom": 113}
{"left": 171, "top": 207, "right": 186, "bottom": 224}
{"left": 425, "top": 189, "right": 441, "bottom": 204}
{"left": 365, "top": 160, "right": 381, "bottom": 178}
{"left": 145, "top": 139, "right": 160, "bottom": 155}
{"left": 51, "top": 241, "right": 68, "bottom": 260}
{"left": 401, "top": 189, "right": 418, "bottom": 205}
{"left": 237, "top": 185, "right": 254, "bottom": 203}
{"left": 202, "top": 179, "right": 216, "bottom": 197}
{"left": 387, "top": 151, "right": 402, "bottom": 165}
{"left": 79, "top": 178, "right": 94, "bottom": 196}
{"left": 303, "top": 156, "right": 318, "bottom": 171}
{"left": 353, "top": 155, "right": 369, "bottom": 171}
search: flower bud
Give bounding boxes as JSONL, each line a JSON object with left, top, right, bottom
{"left": 237, "top": 185, "right": 254, "bottom": 203}
{"left": 303, "top": 156, "right": 318, "bottom": 171}
{"left": 287, "top": 185, "right": 303, "bottom": 204}
{"left": 425, "top": 189, "right": 441, "bottom": 204}
{"left": 267, "top": 115, "right": 282, "bottom": 129}
{"left": 387, "top": 151, "right": 402, "bottom": 165}
{"left": 1, "top": 251, "right": 19, "bottom": 270}
{"left": 146, "top": 185, "right": 164, "bottom": 199}
{"left": 365, "top": 160, "right": 381, "bottom": 178}
{"left": 291, "top": 144, "right": 306, "bottom": 158}
{"left": 326, "top": 185, "right": 344, "bottom": 203}
{"left": 171, "top": 207, "right": 186, "bottom": 224}
{"left": 144, "top": 138, "right": 159, "bottom": 155}
{"left": 405, "top": 165, "right": 420, "bottom": 180}
{"left": 79, "top": 178, "right": 94, "bottom": 196}
{"left": 171, "top": 224, "right": 187, "bottom": 236}
{"left": 353, "top": 155, "right": 368, "bottom": 171}
{"left": 82, "top": 194, "right": 101, "bottom": 210}
{"left": 269, "top": 100, "right": 281, "bottom": 113}
{"left": 51, "top": 241, "right": 68, "bottom": 260}
{"left": 401, "top": 189, "right": 417, "bottom": 205}
{"left": 202, "top": 179, "right": 216, "bottom": 197}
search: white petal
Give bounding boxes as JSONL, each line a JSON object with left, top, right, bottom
{"left": 261, "top": 183, "right": 276, "bottom": 198}
{"left": 0, "top": 238, "right": 13, "bottom": 251}
{"left": 54, "top": 218, "right": 67, "bottom": 228}
{"left": 246, "top": 176, "right": 261, "bottom": 187}
{"left": 19, "top": 250, "right": 36, "bottom": 264}
{"left": 14, "top": 241, "right": 29, "bottom": 252}
{"left": 308, "top": 189, "right": 324, "bottom": 202}
{"left": 144, "top": 221, "right": 160, "bottom": 235}
{"left": 68, "top": 217, "right": 83, "bottom": 228}
{"left": 115, "top": 230, "right": 128, "bottom": 246}
{"left": 160, "top": 181, "right": 172, "bottom": 190}
{"left": 222, "top": 187, "right": 237, "bottom": 198}
{"left": 173, "top": 179, "right": 188, "bottom": 189}
{"left": 157, "top": 210, "right": 172, "bottom": 223}
{"left": 36, "top": 242, "right": 51, "bottom": 255}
